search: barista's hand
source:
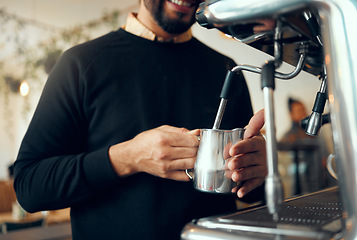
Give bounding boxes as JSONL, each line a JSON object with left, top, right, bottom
{"left": 225, "top": 109, "right": 267, "bottom": 198}
{"left": 109, "top": 125, "right": 200, "bottom": 181}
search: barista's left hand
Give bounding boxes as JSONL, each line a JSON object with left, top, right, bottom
{"left": 225, "top": 109, "right": 267, "bottom": 198}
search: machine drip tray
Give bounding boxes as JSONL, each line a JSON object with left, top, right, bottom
{"left": 182, "top": 187, "right": 343, "bottom": 240}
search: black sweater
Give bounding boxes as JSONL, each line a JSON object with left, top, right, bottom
{"left": 14, "top": 28, "right": 262, "bottom": 240}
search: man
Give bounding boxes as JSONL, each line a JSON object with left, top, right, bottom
{"left": 13, "top": 0, "right": 267, "bottom": 239}
{"left": 279, "top": 97, "right": 332, "bottom": 194}
{"left": 280, "top": 97, "right": 310, "bottom": 143}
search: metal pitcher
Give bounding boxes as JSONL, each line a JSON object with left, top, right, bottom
{"left": 186, "top": 128, "right": 244, "bottom": 194}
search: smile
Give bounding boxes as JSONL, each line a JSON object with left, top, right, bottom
{"left": 168, "top": 0, "right": 194, "bottom": 7}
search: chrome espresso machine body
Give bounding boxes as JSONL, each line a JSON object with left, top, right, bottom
{"left": 181, "top": 0, "right": 357, "bottom": 239}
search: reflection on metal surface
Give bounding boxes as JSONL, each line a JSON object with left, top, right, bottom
{"left": 182, "top": 188, "right": 342, "bottom": 239}
{"left": 196, "top": 1, "right": 324, "bottom": 76}
{"left": 183, "top": 0, "right": 357, "bottom": 239}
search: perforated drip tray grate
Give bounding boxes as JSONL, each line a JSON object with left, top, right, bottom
{"left": 222, "top": 187, "right": 342, "bottom": 226}
{"left": 272, "top": 202, "right": 341, "bottom": 226}
{"left": 196, "top": 187, "right": 343, "bottom": 239}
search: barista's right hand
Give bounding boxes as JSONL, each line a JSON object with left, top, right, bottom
{"left": 108, "top": 125, "right": 200, "bottom": 181}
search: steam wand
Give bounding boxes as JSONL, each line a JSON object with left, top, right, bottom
{"left": 212, "top": 71, "right": 236, "bottom": 129}
{"left": 262, "top": 61, "right": 284, "bottom": 221}
{"left": 263, "top": 20, "right": 284, "bottom": 221}
{"left": 213, "top": 60, "right": 285, "bottom": 221}
{"left": 214, "top": 61, "right": 286, "bottom": 219}
{"left": 213, "top": 21, "right": 286, "bottom": 220}
{"left": 301, "top": 70, "right": 329, "bottom": 136}
{"left": 212, "top": 45, "right": 306, "bottom": 130}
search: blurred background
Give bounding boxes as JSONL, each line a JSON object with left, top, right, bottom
{"left": 0, "top": 0, "right": 335, "bottom": 197}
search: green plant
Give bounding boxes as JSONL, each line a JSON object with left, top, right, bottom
{"left": 0, "top": 7, "right": 122, "bottom": 136}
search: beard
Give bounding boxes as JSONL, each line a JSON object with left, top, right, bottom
{"left": 144, "top": 0, "right": 198, "bottom": 34}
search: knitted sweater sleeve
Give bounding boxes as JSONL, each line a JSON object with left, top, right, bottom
{"left": 13, "top": 49, "right": 120, "bottom": 213}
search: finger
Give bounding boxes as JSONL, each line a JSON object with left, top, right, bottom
{"left": 227, "top": 153, "right": 262, "bottom": 171}
{"left": 159, "top": 126, "right": 199, "bottom": 136}
{"left": 159, "top": 147, "right": 198, "bottom": 160}
{"left": 223, "top": 142, "right": 234, "bottom": 160}
{"left": 227, "top": 153, "right": 265, "bottom": 171}
{"left": 188, "top": 129, "right": 200, "bottom": 136}
{"left": 167, "top": 157, "right": 196, "bottom": 171}
{"left": 232, "top": 165, "right": 267, "bottom": 182}
{"left": 244, "top": 109, "right": 265, "bottom": 139}
{"left": 156, "top": 126, "right": 200, "bottom": 147}
{"left": 157, "top": 125, "right": 190, "bottom": 133}
{"left": 162, "top": 131, "right": 200, "bottom": 148}
{"left": 229, "top": 135, "right": 265, "bottom": 156}
{"left": 231, "top": 181, "right": 245, "bottom": 193}
{"left": 166, "top": 170, "right": 192, "bottom": 181}
{"left": 237, "top": 178, "right": 265, "bottom": 198}
{"left": 231, "top": 185, "right": 238, "bottom": 193}
{"left": 224, "top": 169, "right": 235, "bottom": 179}
{"left": 223, "top": 157, "right": 234, "bottom": 170}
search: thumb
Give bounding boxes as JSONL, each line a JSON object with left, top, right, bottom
{"left": 244, "top": 109, "right": 265, "bottom": 139}
{"left": 188, "top": 129, "right": 200, "bottom": 136}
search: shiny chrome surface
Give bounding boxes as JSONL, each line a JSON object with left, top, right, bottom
{"left": 305, "top": 74, "right": 327, "bottom": 136}
{"left": 185, "top": 0, "right": 357, "bottom": 239}
{"left": 305, "top": 111, "right": 323, "bottom": 136}
{"left": 321, "top": 2, "right": 357, "bottom": 239}
{"left": 212, "top": 98, "right": 227, "bottom": 129}
{"left": 192, "top": 169, "right": 238, "bottom": 194}
{"left": 262, "top": 66, "right": 283, "bottom": 219}
{"left": 191, "top": 128, "right": 244, "bottom": 193}
{"left": 197, "top": 0, "right": 311, "bottom": 27}
{"left": 213, "top": 49, "right": 306, "bottom": 130}
{"left": 182, "top": 188, "right": 343, "bottom": 240}
{"left": 230, "top": 48, "right": 306, "bottom": 80}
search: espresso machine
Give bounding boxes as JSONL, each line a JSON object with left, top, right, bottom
{"left": 181, "top": 0, "right": 357, "bottom": 239}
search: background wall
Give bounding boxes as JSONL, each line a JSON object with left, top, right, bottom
{"left": 0, "top": 0, "right": 333, "bottom": 180}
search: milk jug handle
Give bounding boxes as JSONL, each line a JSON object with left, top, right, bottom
{"left": 185, "top": 169, "right": 194, "bottom": 180}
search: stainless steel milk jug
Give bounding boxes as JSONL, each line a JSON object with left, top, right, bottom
{"left": 186, "top": 128, "right": 244, "bottom": 194}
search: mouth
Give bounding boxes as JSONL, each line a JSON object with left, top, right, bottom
{"left": 167, "top": 0, "right": 199, "bottom": 13}
{"left": 168, "top": 0, "right": 195, "bottom": 7}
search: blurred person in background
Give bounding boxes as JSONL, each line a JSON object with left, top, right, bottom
{"left": 279, "top": 97, "right": 335, "bottom": 194}
{"left": 281, "top": 97, "right": 313, "bottom": 143}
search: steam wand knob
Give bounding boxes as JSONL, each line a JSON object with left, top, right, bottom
{"left": 303, "top": 75, "right": 328, "bottom": 136}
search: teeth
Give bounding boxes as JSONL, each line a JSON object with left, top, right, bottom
{"left": 169, "top": 0, "right": 192, "bottom": 7}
